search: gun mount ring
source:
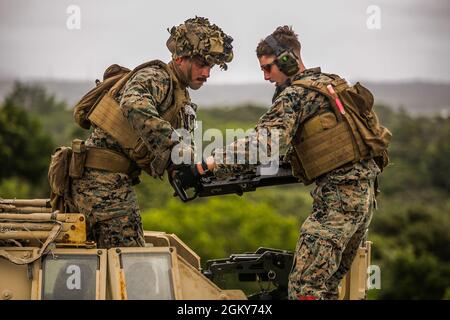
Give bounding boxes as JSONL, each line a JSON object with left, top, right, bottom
{"left": 268, "top": 270, "right": 276, "bottom": 280}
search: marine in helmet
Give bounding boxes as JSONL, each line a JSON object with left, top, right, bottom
{"left": 70, "top": 17, "right": 233, "bottom": 249}
{"left": 197, "top": 26, "right": 388, "bottom": 299}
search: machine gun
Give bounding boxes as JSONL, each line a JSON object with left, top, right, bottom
{"left": 169, "top": 161, "right": 301, "bottom": 202}
{"left": 203, "top": 247, "right": 294, "bottom": 300}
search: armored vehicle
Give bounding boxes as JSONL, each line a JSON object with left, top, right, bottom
{"left": 0, "top": 198, "right": 371, "bottom": 300}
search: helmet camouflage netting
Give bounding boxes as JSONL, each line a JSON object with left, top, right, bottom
{"left": 166, "top": 16, "right": 234, "bottom": 70}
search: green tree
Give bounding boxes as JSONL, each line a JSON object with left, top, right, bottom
{"left": 4, "top": 82, "right": 85, "bottom": 145}
{"left": 380, "top": 248, "right": 450, "bottom": 300}
{"left": 426, "top": 117, "right": 450, "bottom": 192}
{"left": 5, "top": 82, "right": 66, "bottom": 114}
{"left": 0, "top": 99, "right": 54, "bottom": 184}
{"left": 141, "top": 197, "right": 299, "bottom": 263}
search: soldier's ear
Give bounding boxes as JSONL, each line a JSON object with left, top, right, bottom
{"left": 174, "top": 57, "right": 184, "bottom": 66}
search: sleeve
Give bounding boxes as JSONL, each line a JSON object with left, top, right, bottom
{"left": 212, "top": 90, "right": 303, "bottom": 177}
{"left": 119, "top": 67, "right": 192, "bottom": 159}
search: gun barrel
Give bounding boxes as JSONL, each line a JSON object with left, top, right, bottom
{"left": 170, "top": 161, "right": 301, "bottom": 202}
{"left": 197, "top": 166, "right": 300, "bottom": 198}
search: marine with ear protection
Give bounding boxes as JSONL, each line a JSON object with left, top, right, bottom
{"left": 264, "top": 34, "right": 300, "bottom": 76}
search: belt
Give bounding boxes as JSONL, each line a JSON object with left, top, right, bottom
{"left": 84, "top": 147, "right": 131, "bottom": 174}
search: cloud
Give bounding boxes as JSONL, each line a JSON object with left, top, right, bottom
{"left": 0, "top": 0, "right": 449, "bottom": 83}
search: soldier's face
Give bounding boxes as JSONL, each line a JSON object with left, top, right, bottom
{"left": 259, "top": 55, "right": 288, "bottom": 86}
{"left": 179, "top": 56, "right": 212, "bottom": 90}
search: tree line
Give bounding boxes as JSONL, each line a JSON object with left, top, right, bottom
{"left": 0, "top": 82, "right": 449, "bottom": 299}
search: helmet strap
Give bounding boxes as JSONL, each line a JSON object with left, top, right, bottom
{"left": 186, "top": 59, "right": 195, "bottom": 89}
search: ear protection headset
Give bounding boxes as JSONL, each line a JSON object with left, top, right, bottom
{"left": 264, "top": 34, "right": 299, "bottom": 76}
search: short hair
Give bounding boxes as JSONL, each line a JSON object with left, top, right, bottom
{"left": 256, "top": 26, "right": 301, "bottom": 57}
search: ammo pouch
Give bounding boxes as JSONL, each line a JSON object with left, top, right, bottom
{"left": 48, "top": 146, "right": 76, "bottom": 212}
{"left": 69, "top": 139, "right": 87, "bottom": 179}
{"left": 70, "top": 138, "right": 135, "bottom": 181}
{"left": 48, "top": 146, "right": 72, "bottom": 197}
{"left": 293, "top": 113, "right": 369, "bottom": 181}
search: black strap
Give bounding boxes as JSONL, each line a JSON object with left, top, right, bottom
{"left": 264, "top": 35, "right": 286, "bottom": 56}
{"left": 201, "top": 159, "right": 209, "bottom": 173}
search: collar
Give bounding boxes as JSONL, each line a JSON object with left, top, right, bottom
{"left": 272, "top": 67, "right": 322, "bottom": 102}
{"left": 168, "top": 60, "right": 188, "bottom": 89}
{"left": 293, "top": 67, "right": 322, "bottom": 81}
{"left": 272, "top": 78, "right": 292, "bottom": 102}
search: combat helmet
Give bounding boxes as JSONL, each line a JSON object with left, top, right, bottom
{"left": 166, "top": 16, "right": 234, "bottom": 70}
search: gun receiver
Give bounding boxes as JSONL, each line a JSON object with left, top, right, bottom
{"left": 169, "top": 161, "right": 300, "bottom": 202}
{"left": 203, "top": 247, "right": 294, "bottom": 300}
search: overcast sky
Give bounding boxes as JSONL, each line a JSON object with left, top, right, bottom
{"left": 0, "top": 0, "right": 449, "bottom": 84}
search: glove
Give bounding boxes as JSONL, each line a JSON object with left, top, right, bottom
{"left": 168, "top": 159, "right": 209, "bottom": 189}
{"left": 177, "top": 164, "right": 199, "bottom": 189}
{"left": 168, "top": 165, "right": 196, "bottom": 190}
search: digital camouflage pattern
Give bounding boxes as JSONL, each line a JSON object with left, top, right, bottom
{"left": 85, "top": 63, "right": 189, "bottom": 158}
{"left": 71, "top": 16, "right": 233, "bottom": 249}
{"left": 71, "top": 63, "right": 193, "bottom": 248}
{"left": 71, "top": 168, "right": 145, "bottom": 248}
{"left": 212, "top": 67, "right": 380, "bottom": 299}
{"left": 288, "top": 160, "right": 378, "bottom": 299}
{"left": 166, "top": 16, "right": 234, "bottom": 70}
{"left": 212, "top": 68, "right": 328, "bottom": 176}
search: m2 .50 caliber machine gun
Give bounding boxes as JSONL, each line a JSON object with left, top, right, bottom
{"left": 203, "top": 247, "right": 294, "bottom": 300}
{"left": 168, "top": 161, "right": 300, "bottom": 299}
{"left": 168, "top": 161, "right": 373, "bottom": 300}
{"left": 169, "top": 161, "right": 301, "bottom": 202}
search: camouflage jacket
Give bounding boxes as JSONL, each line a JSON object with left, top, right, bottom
{"left": 212, "top": 67, "right": 380, "bottom": 182}
{"left": 85, "top": 62, "right": 195, "bottom": 173}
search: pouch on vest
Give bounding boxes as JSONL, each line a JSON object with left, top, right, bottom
{"left": 69, "top": 139, "right": 87, "bottom": 179}
{"left": 73, "top": 64, "right": 131, "bottom": 129}
{"left": 73, "top": 61, "right": 171, "bottom": 130}
{"left": 338, "top": 82, "right": 392, "bottom": 171}
{"left": 292, "top": 76, "right": 392, "bottom": 177}
{"left": 48, "top": 146, "right": 77, "bottom": 212}
{"left": 48, "top": 146, "right": 72, "bottom": 196}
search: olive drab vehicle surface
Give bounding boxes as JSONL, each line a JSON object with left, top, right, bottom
{"left": 0, "top": 198, "right": 372, "bottom": 300}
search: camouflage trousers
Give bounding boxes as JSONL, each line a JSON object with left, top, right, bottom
{"left": 288, "top": 160, "right": 379, "bottom": 300}
{"left": 71, "top": 168, "right": 145, "bottom": 249}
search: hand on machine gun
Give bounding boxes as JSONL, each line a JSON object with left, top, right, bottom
{"left": 168, "top": 156, "right": 301, "bottom": 202}
{"left": 167, "top": 157, "right": 215, "bottom": 201}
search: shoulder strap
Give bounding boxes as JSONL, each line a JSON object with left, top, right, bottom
{"left": 292, "top": 75, "right": 349, "bottom": 98}
{"left": 159, "top": 62, "right": 189, "bottom": 127}
{"left": 292, "top": 78, "right": 346, "bottom": 122}
{"left": 87, "top": 60, "right": 183, "bottom": 151}
{"left": 109, "top": 60, "right": 172, "bottom": 98}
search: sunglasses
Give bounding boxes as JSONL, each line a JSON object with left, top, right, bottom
{"left": 260, "top": 61, "right": 276, "bottom": 72}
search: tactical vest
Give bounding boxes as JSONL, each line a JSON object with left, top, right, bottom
{"left": 85, "top": 60, "right": 190, "bottom": 178}
{"left": 290, "top": 74, "right": 391, "bottom": 182}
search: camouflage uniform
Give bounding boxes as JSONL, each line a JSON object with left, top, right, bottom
{"left": 212, "top": 67, "right": 380, "bottom": 299}
{"left": 72, "top": 63, "right": 190, "bottom": 248}
{"left": 71, "top": 17, "right": 233, "bottom": 249}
